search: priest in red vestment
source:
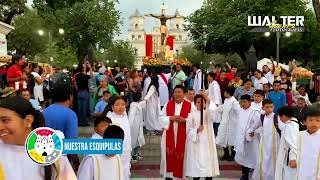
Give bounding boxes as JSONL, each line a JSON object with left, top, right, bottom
{"left": 159, "top": 85, "right": 192, "bottom": 179}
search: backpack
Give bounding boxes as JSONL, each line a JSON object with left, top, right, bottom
{"left": 260, "top": 113, "right": 282, "bottom": 137}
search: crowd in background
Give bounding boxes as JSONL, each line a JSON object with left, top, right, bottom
{"left": 0, "top": 54, "right": 320, "bottom": 180}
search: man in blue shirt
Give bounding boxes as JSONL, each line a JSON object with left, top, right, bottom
{"left": 43, "top": 85, "right": 78, "bottom": 139}
{"left": 268, "top": 80, "right": 287, "bottom": 112}
{"left": 94, "top": 90, "right": 110, "bottom": 116}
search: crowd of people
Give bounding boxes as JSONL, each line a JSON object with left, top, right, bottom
{"left": 0, "top": 53, "right": 319, "bottom": 180}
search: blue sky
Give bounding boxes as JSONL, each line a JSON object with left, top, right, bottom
{"left": 115, "top": 0, "right": 204, "bottom": 39}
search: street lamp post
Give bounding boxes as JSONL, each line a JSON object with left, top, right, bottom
{"left": 265, "top": 32, "right": 291, "bottom": 63}
{"left": 276, "top": 32, "right": 280, "bottom": 63}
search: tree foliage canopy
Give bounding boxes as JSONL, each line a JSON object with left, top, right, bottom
{"left": 4, "top": 0, "right": 136, "bottom": 68}
{"left": 187, "top": 0, "right": 320, "bottom": 65}
{"left": 0, "top": 0, "right": 27, "bottom": 24}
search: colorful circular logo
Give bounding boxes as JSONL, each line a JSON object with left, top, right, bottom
{"left": 25, "top": 127, "right": 63, "bottom": 165}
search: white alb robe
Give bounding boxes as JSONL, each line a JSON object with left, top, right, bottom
{"left": 251, "top": 101, "right": 263, "bottom": 113}
{"left": 275, "top": 118, "right": 299, "bottom": 180}
{"left": 158, "top": 73, "right": 171, "bottom": 107}
{"left": 193, "top": 69, "right": 204, "bottom": 94}
{"left": 0, "top": 143, "right": 76, "bottom": 180}
{"left": 128, "top": 101, "right": 146, "bottom": 149}
{"left": 159, "top": 101, "right": 188, "bottom": 179}
{"left": 142, "top": 76, "right": 151, "bottom": 98}
{"left": 78, "top": 154, "right": 123, "bottom": 180}
{"left": 91, "top": 132, "right": 103, "bottom": 139}
{"left": 107, "top": 112, "right": 132, "bottom": 180}
{"left": 185, "top": 103, "right": 220, "bottom": 178}
{"left": 144, "top": 85, "right": 161, "bottom": 131}
{"left": 234, "top": 106, "right": 260, "bottom": 168}
{"left": 296, "top": 130, "right": 320, "bottom": 180}
{"left": 247, "top": 113, "right": 281, "bottom": 180}
{"left": 207, "top": 80, "right": 222, "bottom": 106}
{"left": 216, "top": 96, "right": 240, "bottom": 147}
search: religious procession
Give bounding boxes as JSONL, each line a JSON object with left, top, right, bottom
{"left": 0, "top": 1, "right": 320, "bottom": 180}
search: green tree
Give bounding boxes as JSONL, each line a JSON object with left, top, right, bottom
{"left": 34, "top": 43, "right": 78, "bottom": 68}
{"left": 98, "top": 41, "right": 137, "bottom": 69}
{"left": 7, "top": 9, "right": 47, "bottom": 57}
{"left": 0, "top": 0, "right": 27, "bottom": 24}
{"left": 187, "top": 0, "right": 319, "bottom": 65}
{"left": 49, "top": 0, "right": 121, "bottom": 61}
{"left": 180, "top": 44, "right": 244, "bottom": 70}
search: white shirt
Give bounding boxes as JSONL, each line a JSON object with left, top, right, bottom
{"left": 0, "top": 143, "right": 76, "bottom": 180}
{"left": 78, "top": 154, "right": 123, "bottom": 180}
{"left": 253, "top": 77, "right": 269, "bottom": 90}
{"left": 264, "top": 71, "right": 274, "bottom": 84}
{"left": 31, "top": 72, "right": 44, "bottom": 102}
{"left": 296, "top": 130, "right": 320, "bottom": 180}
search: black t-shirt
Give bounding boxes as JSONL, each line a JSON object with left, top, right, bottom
{"left": 76, "top": 73, "right": 90, "bottom": 91}
{"left": 280, "top": 80, "right": 292, "bottom": 91}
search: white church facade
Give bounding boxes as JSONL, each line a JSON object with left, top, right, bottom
{"left": 128, "top": 9, "right": 189, "bottom": 68}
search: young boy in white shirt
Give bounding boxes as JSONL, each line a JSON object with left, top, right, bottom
{"left": 275, "top": 106, "right": 299, "bottom": 180}
{"left": 247, "top": 99, "right": 281, "bottom": 180}
{"left": 234, "top": 94, "right": 261, "bottom": 180}
{"left": 78, "top": 125, "right": 124, "bottom": 180}
{"left": 296, "top": 105, "right": 320, "bottom": 179}
{"left": 91, "top": 116, "right": 112, "bottom": 139}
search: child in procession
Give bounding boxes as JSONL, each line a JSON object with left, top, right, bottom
{"left": 296, "top": 105, "right": 320, "bottom": 179}
{"left": 128, "top": 92, "right": 145, "bottom": 162}
{"left": 234, "top": 94, "right": 261, "bottom": 180}
{"left": 91, "top": 116, "right": 112, "bottom": 139}
{"left": 275, "top": 106, "right": 299, "bottom": 180}
{"left": 251, "top": 89, "right": 265, "bottom": 113}
{"left": 185, "top": 91, "right": 220, "bottom": 179}
{"left": 216, "top": 86, "right": 239, "bottom": 161}
{"left": 94, "top": 90, "right": 110, "bottom": 117}
{"left": 0, "top": 96, "right": 77, "bottom": 179}
{"left": 247, "top": 99, "right": 281, "bottom": 180}
{"left": 106, "top": 96, "right": 132, "bottom": 180}
{"left": 78, "top": 125, "right": 125, "bottom": 180}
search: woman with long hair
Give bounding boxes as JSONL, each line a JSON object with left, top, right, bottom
{"left": 143, "top": 74, "right": 161, "bottom": 135}
{"left": 30, "top": 63, "right": 47, "bottom": 106}
{"left": 0, "top": 96, "right": 76, "bottom": 180}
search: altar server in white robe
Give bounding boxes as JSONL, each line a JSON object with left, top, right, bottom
{"left": 234, "top": 94, "right": 260, "bottom": 180}
{"left": 207, "top": 72, "right": 222, "bottom": 136}
{"left": 128, "top": 92, "right": 145, "bottom": 159}
{"left": 186, "top": 92, "right": 220, "bottom": 179}
{"left": 207, "top": 72, "right": 222, "bottom": 106}
{"left": 159, "top": 85, "right": 192, "bottom": 179}
{"left": 0, "top": 96, "right": 77, "bottom": 180}
{"left": 251, "top": 90, "right": 264, "bottom": 113}
{"left": 78, "top": 125, "right": 124, "bottom": 180}
{"left": 107, "top": 96, "right": 132, "bottom": 180}
{"left": 275, "top": 106, "right": 299, "bottom": 180}
{"left": 91, "top": 116, "right": 111, "bottom": 139}
{"left": 247, "top": 99, "right": 281, "bottom": 180}
{"left": 216, "top": 86, "right": 239, "bottom": 161}
{"left": 193, "top": 64, "right": 205, "bottom": 94}
{"left": 158, "top": 72, "right": 171, "bottom": 108}
{"left": 143, "top": 75, "right": 162, "bottom": 131}
{"left": 296, "top": 105, "right": 320, "bottom": 180}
